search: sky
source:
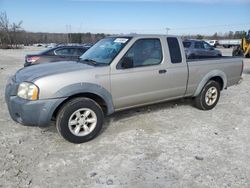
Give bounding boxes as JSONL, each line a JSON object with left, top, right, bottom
{"left": 0, "top": 0, "right": 249, "bottom": 35}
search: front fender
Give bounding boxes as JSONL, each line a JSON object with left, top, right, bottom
{"left": 193, "top": 70, "right": 227, "bottom": 97}
{"left": 53, "top": 83, "right": 114, "bottom": 115}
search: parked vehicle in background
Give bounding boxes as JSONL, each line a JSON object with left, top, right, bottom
{"left": 6, "top": 35, "right": 243, "bottom": 143}
{"left": 183, "top": 39, "right": 222, "bottom": 59}
{"left": 56, "top": 43, "right": 94, "bottom": 48}
{"left": 45, "top": 43, "right": 57, "bottom": 48}
{"left": 33, "top": 43, "right": 45, "bottom": 47}
{"left": 205, "top": 40, "right": 218, "bottom": 47}
{"left": 82, "top": 43, "right": 94, "bottom": 48}
{"left": 218, "top": 39, "right": 241, "bottom": 48}
{"left": 24, "top": 45, "right": 90, "bottom": 67}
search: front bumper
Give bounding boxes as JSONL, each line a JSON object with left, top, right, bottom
{"left": 5, "top": 77, "right": 66, "bottom": 127}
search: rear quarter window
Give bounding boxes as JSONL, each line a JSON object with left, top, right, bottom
{"left": 45, "top": 50, "right": 55, "bottom": 55}
{"left": 167, "top": 37, "right": 182, "bottom": 63}
{"left": 54, "top": 48, "right": 78, "bottom": 56}
{"left": 41, "top": 48, "right": 56, "bottom": 55}
{"left": 78, "top": 48, "right": 88, "bottom": 55}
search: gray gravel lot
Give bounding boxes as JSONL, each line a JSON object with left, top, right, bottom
{"left": 0, "top": 47, "right": 250, "bottom": 188}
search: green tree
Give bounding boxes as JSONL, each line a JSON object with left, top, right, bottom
{"left": 196, "top": 34, "right": 204, "bottom": 40}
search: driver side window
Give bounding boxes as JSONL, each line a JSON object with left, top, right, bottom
{"left": 118, "top": 38, "right": 162, "bottom": 69}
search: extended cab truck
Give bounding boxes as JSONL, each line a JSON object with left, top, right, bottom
{"left": 5, "top": 35, "right": 243, "bottom": 143}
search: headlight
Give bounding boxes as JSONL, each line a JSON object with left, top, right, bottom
{"left": 17, "top": 82, "right": 39, "bottom": 100}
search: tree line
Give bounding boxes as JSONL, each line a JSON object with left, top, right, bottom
{"left": 184, "top": 31, "right": 247, "bottom": 40}
{"left": 0, "top": 11, "right": 248, "bottom": 49}
{"left": 0, "top": 12, "right": 107, "bottom": 49}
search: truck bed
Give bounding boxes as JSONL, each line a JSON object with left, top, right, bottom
{"left": 186, "top": 56, "right": 241, "bottom": 62}
{"left": 185, "top": 56, "right": 243, "bottom": 96}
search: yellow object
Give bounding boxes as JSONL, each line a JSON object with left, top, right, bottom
{"left": 31, "top": 86, "right": 39, "bottom": 100}
{"left": 242, "top": 31, "right": 250, "bottom": 58}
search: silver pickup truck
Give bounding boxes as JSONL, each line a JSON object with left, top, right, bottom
{"left": 5, "top": 35, "right": 243, "bottom": 143}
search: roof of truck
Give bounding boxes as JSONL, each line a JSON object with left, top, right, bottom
{"left": 109, "top": 34, "right": 179, "bottom": 38}
{"left": 183, "top": 39, "right": 204, "bottom": 42}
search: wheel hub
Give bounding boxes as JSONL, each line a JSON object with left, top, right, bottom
{"left": 205, "top": 86, "right": 218, "bottom": 106}
{"left": 78, "top": 117, "right": 86, "bottom": 125}
{"left": 68, "top": 108, "right": 97, "bottom": 136}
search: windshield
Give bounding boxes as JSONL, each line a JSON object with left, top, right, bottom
{"left": 79, "top": 37, "right": 131, "bottom": 65}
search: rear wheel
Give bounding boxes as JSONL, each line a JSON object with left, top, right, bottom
{"left": 232, "top": 46, "right": 243, "bottom": 56}
{"left": 194, "top": 80, "right": 220, "bottom": 110}
{"left": 56, "top": 97, "right": 104, "bottom": 143}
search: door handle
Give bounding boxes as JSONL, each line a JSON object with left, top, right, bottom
{"left": 159, "top": 69, "right": 167, "bottom": 74}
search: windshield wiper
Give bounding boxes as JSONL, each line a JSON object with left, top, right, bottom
{"left": 79, "top": 58, "right": 108, "bottom": 66}
{"left": 79, "top": 58, "right": 97, "bottom": 65}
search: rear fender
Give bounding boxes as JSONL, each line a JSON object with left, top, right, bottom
{"left": 193, "top": 70, "right": 227, "bottom": 97}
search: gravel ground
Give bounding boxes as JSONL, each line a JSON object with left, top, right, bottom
{"left": 0, "top": 47, "right": 250, "bottom": 188}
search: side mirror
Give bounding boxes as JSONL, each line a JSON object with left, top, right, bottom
{"left": 121, "top": 57, "right": 133, "bottom": 69}
{"left": 210, "top": 47, "right": 214, "bottom": 50}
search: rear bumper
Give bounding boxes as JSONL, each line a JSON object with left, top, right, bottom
{"left": 5, "top": 78, "right": 66, "bottom": 127}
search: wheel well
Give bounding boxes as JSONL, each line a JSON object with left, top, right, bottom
{"left": 52, "top": 93, "right": 108, "bottom": 120}
{"left": 210, "top": 76, "right": 224, "bottom": 90}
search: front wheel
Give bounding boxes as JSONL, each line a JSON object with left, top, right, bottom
{"left": 194, "top": 80, "right": 220, "bottom": 110}
{"left": 56, "top": 97, "right": 104, "bottom": 143}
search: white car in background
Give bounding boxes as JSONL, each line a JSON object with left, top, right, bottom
{"left": 205, "top": 40, "right": 218, "bottom": 47}
{"left": 45, "top": 43, "right": 57, "bottom": 48}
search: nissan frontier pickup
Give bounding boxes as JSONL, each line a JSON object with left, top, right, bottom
{"left": 5, "top": 35, "right": 243, "bottom": 143}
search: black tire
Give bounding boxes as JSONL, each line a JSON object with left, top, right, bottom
{"left": 56, "top": 97, "right": 104, "bottom": 143}
{"left": 194, "top": 80, "right": 220, "bottom": 110}
{"left": 232, "top": 46, "right": 242, "bottom": 56}
{"left": 245, "top": 53, "right": 250, "bottom": 58}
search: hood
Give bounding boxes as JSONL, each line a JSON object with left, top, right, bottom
{"left": 15, "top": 61, "right": 94, "bottom": 83}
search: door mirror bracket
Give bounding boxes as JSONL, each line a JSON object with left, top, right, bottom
{"left": 121, "top": 57, "right": 133, "bottom": 69}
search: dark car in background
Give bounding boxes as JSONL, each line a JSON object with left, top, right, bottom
{"left": 183, "top": 39, "right": 222, "bottom": 59}
{"left": 24, "top": 46, "right": 90, "bottom": 67}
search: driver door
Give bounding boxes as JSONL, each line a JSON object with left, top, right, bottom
{"left": 110, "top": 38, "right": 168, "bottom": 110}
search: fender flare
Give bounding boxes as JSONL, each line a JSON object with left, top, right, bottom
{"left": 193, "top": 70, "right": 227, "bottom": 97}
{"left": 53, "top": 82, "right": 114, "bottom": 115}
